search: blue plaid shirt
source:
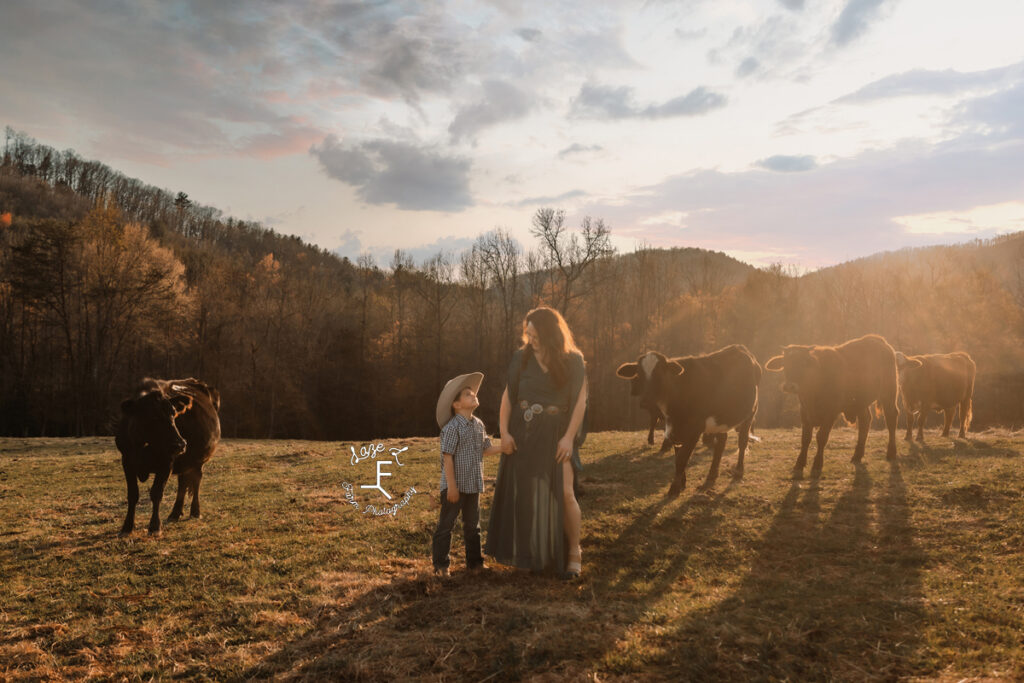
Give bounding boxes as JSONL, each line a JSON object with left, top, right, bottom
{"left": 439, "top": 414, "right": 492, "bottom": 494}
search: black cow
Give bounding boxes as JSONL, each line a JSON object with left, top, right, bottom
{"left": 616, "top": 345, "right": 761, "bottom": 498}
{"left": 115, "top": 378, "right": 221, "bottom": 536}
{"left": 639, "top": 396, "right": 718, "bottom": 453}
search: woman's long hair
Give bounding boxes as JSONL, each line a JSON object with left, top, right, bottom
{"left": 520, "top": 306, "right": 581, "bottom": 388}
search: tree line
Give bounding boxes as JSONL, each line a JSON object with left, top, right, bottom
{"left": 3, "top": 127, "right": 1024, "bottom": 439}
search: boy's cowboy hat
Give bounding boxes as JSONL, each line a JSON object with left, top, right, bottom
{"left": 436, "top": 372, "right": 484, "bottom": 428}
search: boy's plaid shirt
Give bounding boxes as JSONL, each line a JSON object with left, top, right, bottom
{"left": 439, "top": 414, "right": 492, "bottom": 493}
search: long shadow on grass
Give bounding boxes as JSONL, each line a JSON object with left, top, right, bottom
{"left": 900, "top": 436, "right": 1014, "bottom": 470}
{"left": 239, "top": 443, "right": 733, "bottom": 681}
{"left": 635, "top": 463, "right": 930, "bottom": 680}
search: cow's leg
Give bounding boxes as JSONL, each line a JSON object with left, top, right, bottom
{"left": 147, "top": 465, "right": 172, "bottom": 535}
{"left": 659, "top": 417, "right": 673, "bottom": 454}
{"left": 667, "top": 432, "right": 700, "bottom": 499}
{"left": 647, "top": 413, "right": 656, "bottom": 445}
{"left": 793, "top": 421, "right": 813, "bottom": 479}
{"left": 941, "top": 407, "right": 954, "bottom": 438}
{"left": 902, "top": 398, "right": 914, "bottom": 441}
{"left": 167, "top": 472, "right": 187, "bottom": 522}
{"left": 811, "top": 421, "right": 834, "bottom": 476}
{"left": 914, "top": 408, "right": 925, "bottom": 442}
{"left": 699, "top": 433, "right": 728, "bottom": 491}
{"left": 883, "top": 398, "right": 899, "bottom": 460}
{"left": 958, "top": 397, "right": 972, "bottom": 438}
{"left": 733, "top": 416, "right": 753, "bottom": 479}
{"left": 852, "top": 408, "right": 870, "bottom": 463}
{"left": 120, "top": 459, "right": 139, "bottom": 537}
{"left": 189, "top": 469, "right": 204, "bottom": 519}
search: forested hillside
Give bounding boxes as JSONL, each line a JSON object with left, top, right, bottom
{"left": 3, "top": 128, "right": 1024, "bottom": 438}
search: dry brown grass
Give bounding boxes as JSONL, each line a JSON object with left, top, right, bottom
{"left": 1, "top": 429, "right": 1023, "bottom": 680}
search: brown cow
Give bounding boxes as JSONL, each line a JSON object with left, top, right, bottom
{"left": 616, "top": 345, "right": 761, "bottom": 497}
{"left": 115, "top": 378, "right": 221, "bottom": 536}
{"left": 895, "top": 351, "right": 976, "bottom": 441}
{"left": 765, "top": 334, "right": 899, "bottom": 478}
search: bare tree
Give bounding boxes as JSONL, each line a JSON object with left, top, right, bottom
{"left": 459, "top": 244, "right": 490, "bottom": 368}
{"left": 530, "top": 208, "right": 614, "bottom": 314}
{"left": 414, "top": 252, "right": 457, "bottom": 391}
{"left": 476, "top": 228, "right": 523, "bottom": 356}
{"left": 388, "top": 249, "right": 415, "bottom": 375}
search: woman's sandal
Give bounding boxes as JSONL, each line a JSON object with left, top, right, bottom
{"left": 562, "top": 548, "right": 582, "bottom": 580}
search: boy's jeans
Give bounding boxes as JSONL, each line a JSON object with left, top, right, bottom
{"left": 432, "top": 491, "right": 482, "bottom": 570}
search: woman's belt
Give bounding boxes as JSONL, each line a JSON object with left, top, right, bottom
{"left": 519, "top": 400, "right": 566, "bottom": 422}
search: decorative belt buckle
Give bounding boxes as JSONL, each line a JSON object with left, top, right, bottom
{"left": 531, "top": 403, "right": 543, "bottom": 414}
{"left": 524, "top": 409, "right": 533, "bottom": 423}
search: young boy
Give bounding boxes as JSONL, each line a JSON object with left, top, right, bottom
{"left": 432, "top": 372, "right": 502, "bottom": 576}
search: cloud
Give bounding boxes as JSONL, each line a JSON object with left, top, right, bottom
{"left": 557, "top": 143, "right": 604, "bottom": 159}
{"left": 736, "top": 57, "right": 760, "bottom": 78}
{"left": 834, "top": 61, "right": 1024, "bottom": 103}
{"left": 577, "top": 136, "right": 1024, "bottom": 268}
{"left": 448, "top": 80, "right": 535, "bottom": 143}
{"left": 892, "top": 201, "right": 1024, "bottom": 236}
{"left": 954, "top": 81, "right": 1024, "bottom": 140}
{"left": 511, "top": 189, "right": 588, "bottom": 207}
{"left": 570, "top": 84, "right": 727, "bottom": 120}
{"left": 777, "top": 0, "right": 805, "bottom": 9}
{"left": 516, "top": 27, "right": 542, "bottom": 42}
{"left": 353, "top": 8, "right": 473, "bottom": 104}
{"left": 755, "top": 155, "right": 817, "bottom": 172}
{"left": 311, "top": 135, "right": 473, "bottom": 211}
{"left": 706, "top": 14, "right": 808, "bottom": 81}
{"left": 675, "top": 27, "right": 707, "bottom": 41}
{"left": 830, "top": 0, "right": 891, "bottom": 47}
{"left": 335, "top": 230, "right": 364, "bottom": 257}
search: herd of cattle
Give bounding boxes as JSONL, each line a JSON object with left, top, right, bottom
{"left": 616, "top": 334, "right": 976, "bottom": 498}
{"left": 114, "top": 334, "right": 976, "bottom": 534}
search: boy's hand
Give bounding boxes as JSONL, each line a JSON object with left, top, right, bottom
{"left": 501, "top": 434, "right": 516, "bottom": 454}
{"left": 446, "top": 488, "right": 459, "bottom": 504}
{"left": 555, "top": 435, "right": 573, "bottom": 462}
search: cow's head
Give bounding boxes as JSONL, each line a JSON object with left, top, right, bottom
{"left": 764, "top": 345, "right": 829, "bottom": 395}
{"left": 616, "top": 351, "right": 684, "bottom": 407}
{"left": 120, "top": 391, "right": 192, "bottom": 457}
{"left": 894, "top": 351, "right": 924, "bottom": 387}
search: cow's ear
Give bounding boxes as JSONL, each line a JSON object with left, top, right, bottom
{"left": 120, "top": 399, "right": 136, "bottom": 415}
{"left": 169, "top": 395, "right": 193, "bottom": 417}
{"left": 616, "top": 362, "right": 639, "bottom": 379}
{"left": 666, "top": 361, "right": 684, "bottom": 376}
{"left": 765, "top": 355, "right": 785, "bottom": 371}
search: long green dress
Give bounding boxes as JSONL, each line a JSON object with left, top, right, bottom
{"left": 485, "top": 348, "right": 585, "bottom": 572}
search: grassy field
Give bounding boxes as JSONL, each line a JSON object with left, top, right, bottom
{"left": 1, "top": 427, "right": 1023, "bottom": 681}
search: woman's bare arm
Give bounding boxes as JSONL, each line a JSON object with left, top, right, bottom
{"left": 500, "top": 387, "right": 516, "bottom": 453}
{"left": 557, "top": 376, "right": 588, "bottom": 461}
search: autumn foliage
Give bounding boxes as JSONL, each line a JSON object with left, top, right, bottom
{"left": 3, "top": 129, "right": 1024, "bottom": 438}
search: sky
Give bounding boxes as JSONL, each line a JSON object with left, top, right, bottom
{"left": 2, "top": 0, "right": 1023, "bottom": 270}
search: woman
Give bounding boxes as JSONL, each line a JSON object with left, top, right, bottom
{"left": 484, "top": 306, "right": 587, "bottom": 578}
